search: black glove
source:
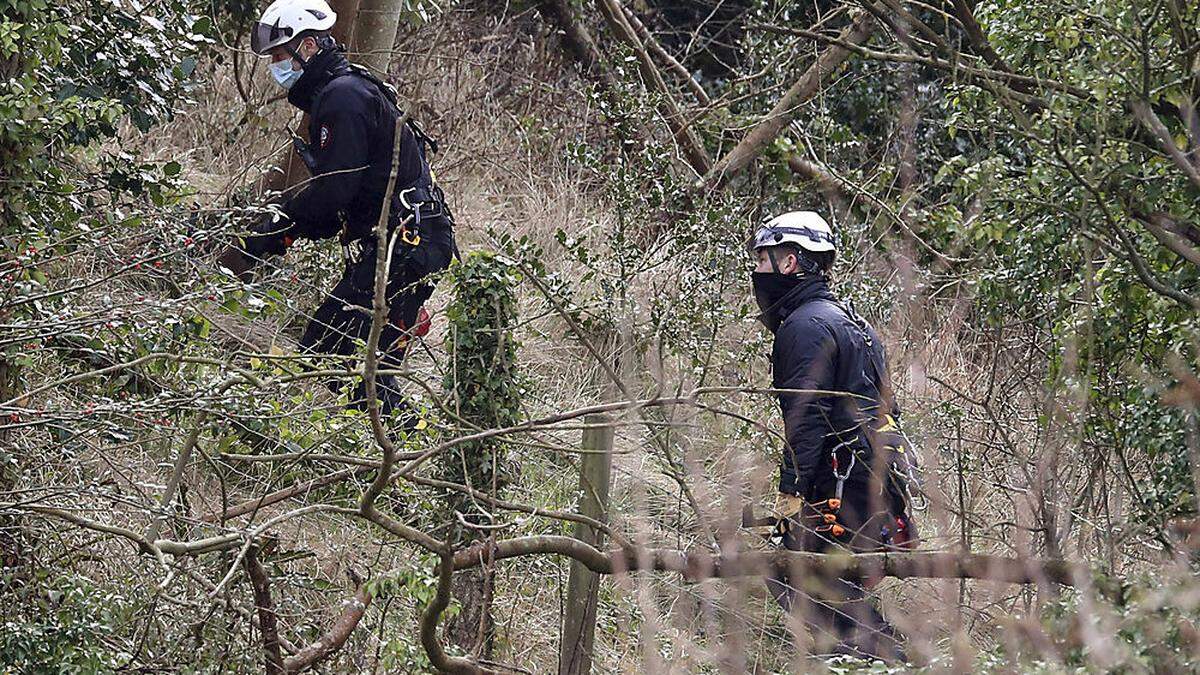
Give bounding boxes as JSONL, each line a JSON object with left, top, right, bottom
{"left": 243, "top": 212, "right": 294, "bottom": 258}
{"left": 216, "top": 211, "right": 293, "bottom": 282}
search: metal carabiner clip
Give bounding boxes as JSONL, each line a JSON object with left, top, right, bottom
{"left": 832, "top": 447, "right": 857, "bottom": 502}
{"left": 398, "top": 187, "right": 424, "bottom": 226}
{"left": 397, "top": 187, "right": 417, "bottom": 210}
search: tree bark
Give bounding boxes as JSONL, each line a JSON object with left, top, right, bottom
{"left": 244, "top": 546, "right": 285, "bottom": 675}
{"left": 447, "top": 566, "right": 496, "bottom": 658}
{"left": 352, "top": 0, "right": 404, "bottom": 77}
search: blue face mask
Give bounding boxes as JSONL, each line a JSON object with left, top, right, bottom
{"left": 269, "top": 59, "right": 302, "bottom": 90}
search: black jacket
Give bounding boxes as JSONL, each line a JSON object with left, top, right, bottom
{"left": 770, "top": 276, "right": 893, "bottom": 498}
{"left": 281, "top": 48, "right": 435, "bottom": 242}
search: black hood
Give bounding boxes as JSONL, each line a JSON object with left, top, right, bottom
{"left": 751, "top": 272, "right": 834, "bottom": 333}
{"left": 287, "top": 47, "right": 350, "bottom": 113}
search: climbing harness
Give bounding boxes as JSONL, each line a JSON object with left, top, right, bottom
{"left": 876, "top": 413, "right": 927, "bottom": 512}
{"left": 834, "top": 298, "right": 928, "bottom": 513}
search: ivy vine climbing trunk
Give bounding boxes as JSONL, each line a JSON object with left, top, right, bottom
{"left": 441, "top": 252, "right": 523, "bottom": 659}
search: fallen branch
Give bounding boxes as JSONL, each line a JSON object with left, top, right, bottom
{"left": 452, "top": 536, "right": 1124, "bottom": 601}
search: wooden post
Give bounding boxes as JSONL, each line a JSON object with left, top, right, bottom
{"left": 559, "top": 413, "right": 614, "bottom": 675}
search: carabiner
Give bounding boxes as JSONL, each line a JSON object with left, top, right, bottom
{"left": 833, "top": 449, "right": 856, "bottom": 501}
{"left": 401, "top": 226, "right": 421, "bottom": 247}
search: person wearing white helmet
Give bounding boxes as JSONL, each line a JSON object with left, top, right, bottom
{"left": 750, "top": 211, "right": 919, "bottom": 662}
{"left": 221, "top": 0, "right": 457, "bottom": 418}
{"left": 249, "top": 0, "right": 338, "bottom": 88}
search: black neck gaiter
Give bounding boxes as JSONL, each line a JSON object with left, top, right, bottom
{"left": 751, "top": 272, "right": 832, "bottom": 333}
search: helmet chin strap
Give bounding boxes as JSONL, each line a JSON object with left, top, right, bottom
{"left": 766, "top": 247, "right": 820, "bottom": 276}
{"left": 285, "top": 43, "right": 309, "bottom": 68}
{"left": 286, "top": 35, "right": 334, "bottom": 68}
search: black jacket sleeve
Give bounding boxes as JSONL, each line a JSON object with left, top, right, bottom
{"left": 773, "top": 314, "right": 838, "bottom": 497}
{"left": 281, "top": 86, "right": 373, "bottom": 241}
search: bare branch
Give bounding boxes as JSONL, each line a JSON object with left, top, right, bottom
{"left": 421, "top": 550, "right": 495, "bottom": 675}
{"left": 282, "top": 579, "right": 373, "bottom": 673}
{"left": 1132, "top": 99, "right": 1200, "bottom": 191}
{"left": 244, "top": 546, "right": 285, "bottom": 675}
{"left": 202, "top": 467, "right": 372, "bottom": 523}
{"left": 595, "top": 0, "right": 712, "bottom": 175}
{"left": 452, "top": 536, "right": 1122, "bottom": 600}
{"left": 949, "top": 0, "right": 1020, "bottom": 82}
{"left": 620, "top": 4, "right": 711, "bottom": 106}
{"left": 696, "top": 11, "right": 876, "bottom": 192}
{"left": 359, "top": 113, "right": 409, "bottom": 514}
{"left": 1129, "top": 208, "right": 1200, "bottom": 268}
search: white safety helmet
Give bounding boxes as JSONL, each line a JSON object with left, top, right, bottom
{"left": 251, "top": 0, "right": 337, "bottom": 55}
{"left": 750, "top": 211, "right": 837, "bottom": 255}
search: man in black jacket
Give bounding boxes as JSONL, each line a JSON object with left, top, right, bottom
{"left": 220, "top": 0, "right": 456, "bottom": 415}
{"left": 750, "top": 211, "right": 918, "bottom": 661}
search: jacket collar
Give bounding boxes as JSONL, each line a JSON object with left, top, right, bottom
{"left": 287, "top": 47, "right": 350, "bottom": 113}
{"left": 776, "top": 274, "right": 836, "bottom": 321}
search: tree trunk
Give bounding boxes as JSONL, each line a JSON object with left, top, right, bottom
{"left": 559, "top": 414, "right": 614, "bottom": 675}
{"left": 350, "top": 0, "right": 404, "bottom": 77}
{"left": 446, "top": 566, "right": 496, "bottom": 658}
